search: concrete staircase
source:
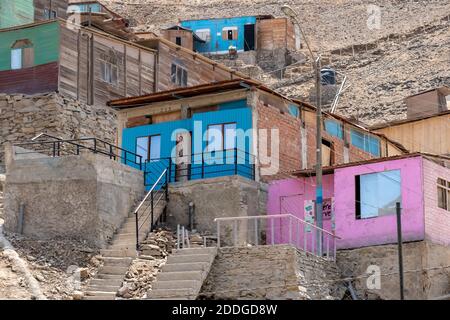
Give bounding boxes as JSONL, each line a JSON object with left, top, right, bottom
{"left": 84, "top": 192, "right": 167, "bottom": 300}
{"left": 147, "top": 247, "right": 217, "bottom": 300}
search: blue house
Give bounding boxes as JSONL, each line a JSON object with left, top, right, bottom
{"left": 108, "top": 79, "right": 400, "bottom": 190}
{"left": 180, "top": 16, "right": 259, "bottom": 54}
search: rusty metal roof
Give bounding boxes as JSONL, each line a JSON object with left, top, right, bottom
{"left": 290, "top": 152, "right": 450, "bottom": 177}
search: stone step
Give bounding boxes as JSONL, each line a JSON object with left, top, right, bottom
{"left": 83, "top": 295, "right": 116, "bottom": 300}
{"left": 148, "top": 288, "right": 196, "bottom": 299}
{"left": 156, "top": 271, "right": 203, "bottom": 282}
{"left": 108, "top": 244, "right": 137, "bottom": 251}
{"left": 100, "top": 248, "right": 136, "bottom": 258}
{"left": 85, "top": 291, "right": 117, "bottom": 298}
{"left": 95, "top": 274, "right": 125, "bottom": 280}
{"left": 86, "top": 285, "right": 119, "bottom": 293}
{"left": 162, "top": 262, "right": 209, "bottom": 273}
{"left": 152, "top": 280, "right": 200, "bottom": 290}
{"left": 102, "top": 257, "right": 133, "bottom": 267}
{"left": 89, "top": 278, "right": 124, "bottom": 287}
{"left": 98, "top": 265, "right": 130, "bottom": 275}
{"left": 167, "top": 254, "right": 213, "bottom": 264}
{"left": 173, "top": 248, "right": 217, "bottom": 255}
{"left": 113, "top": 232, "right": 147, "bottom": 242}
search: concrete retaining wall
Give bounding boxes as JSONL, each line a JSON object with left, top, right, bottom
{"left": 3, "top": 148, "right": 144, "bottom": 247}
{"left": 200, "top": 245, "right": 342, "bottom": 300}
{"left": 337, "top": 240, "right": 450, "bottom": 300}
{"left": 166, "top": 175, "right": 267, "bottom": 234}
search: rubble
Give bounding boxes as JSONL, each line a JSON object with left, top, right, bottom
{"left": 2, "top": 232, "right": 102, "bottom": 300}
{"left": 120, "top": 229, "right": 176, "bottom": 299}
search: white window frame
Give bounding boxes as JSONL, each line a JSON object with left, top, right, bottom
{"left": 195, "top": 28, "right": 211, "bottom": 42}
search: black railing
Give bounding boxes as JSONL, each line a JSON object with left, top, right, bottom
{"left": 134, "top": 169, "right": 169, "bottom": 250}
{"left": 13, "top": 137, "right": 143, "bottom": 169}
{"left": 143, "top": 148, "right": 256, "bottom": 187}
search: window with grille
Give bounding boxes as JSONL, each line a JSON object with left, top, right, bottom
{"left": 437, "top": 178, "right": 450, "bottom": 211}
{"left": 171, "top": 63, "right": 188, "bottom": 87}
{"left": 100, "top": 50, "right": 119, "bottom": 85}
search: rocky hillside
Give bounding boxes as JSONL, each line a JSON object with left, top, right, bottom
{"left": 100, "top": 0, "right": 450, "bottom": 125}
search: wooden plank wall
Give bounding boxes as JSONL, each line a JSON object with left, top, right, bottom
{"left": 162, "top": 30, "right": 194, "bottom": 51}
{"left": 156, "top": 41, "right": 233, "bottom": 92}
{"left": 257, "top": 18, "right": 295, "bottom": 51}
{"left": 59, "top": 24, "right": 156, "bottom": 106}
{"left": 34, "top": 0, "right": 69, "bottom": 20}
{"left": 375, "top": 115, "right": 450, "bottom": 155}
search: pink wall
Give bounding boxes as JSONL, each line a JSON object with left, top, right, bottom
{"left": 267, "top": 175, "right": 335, "bottom": 251}
{"left": 423, "top": 158, "right": 450, "bottom": 246}
{"left": 334, "top": 156, "right": 425, "bottom": 249}
{"left": 267, "top": 156, "right": 428, "bottom": 250}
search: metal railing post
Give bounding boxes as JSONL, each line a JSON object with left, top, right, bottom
{"left": 109, "top": 145, "right": 113, "bottom": 159}
{"left": 217, "top": 220, "right": 221, "bottom": 248}
{"left": 57, "top": 141, "right": 60, "bottom": 156}
{"left": 124, "top": 150, "right": 127, "bottom": 165}
{"left": 93, "top": 139, "right": 97, "bottom": 154}
{"left": 150, "top": 191, "right": 154, "bottom": 232}
{"left": 52, "top": 142, "right": 56, "bottom": 157}
{"left": 201, "top": 152, "right": 204, "bottom": 179}
{"left": 135, "top": 211, "right": 139, "bottom": 250}
{"left": 165, "top": 170, "right": 169, "bottom": 201}
{"left": 177, "top": 224, "right": 180, "bottom": 250}
{"left": 234, "top": 148, "right": 238, "bottom": 175}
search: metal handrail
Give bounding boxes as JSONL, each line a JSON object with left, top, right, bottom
{"left": 134, "top": 169, "right": 167, "bottom": 214}
{"left": 134, "top": 169, "right": 168, "bottom": 250}
{"left": 215, "top": 213, "right": 340, "bottom": 239}
{"left": 215, "top": 213, "right": 340, "bottom": 260}
{"left": 14, "top": 137, "right": 143, "bottom": 169}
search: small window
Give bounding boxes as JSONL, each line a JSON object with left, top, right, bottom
{"left": 325, "top": 119, "right": 343, "bottom": 139}
{"left": 136, "top": 135, "right": 161, "bottom": 163}
{"left": 171, "top": 63, "right": 188, "bottom": 87}
{"left": 437, "top": 178, "right": 450, "bottom": 211}
{"left": 175, "top": 37, "right": 182, "bottom": 46}
{"left": 222, "top": 27, "right": 238, "bottom": 40}
{"left": 355, "top": 170, "right": 401, "bottom": 219}
{"left": 44, "top": 8, "right": 57, "bottom": 19}
{"left": 100, "top": 50, "right": 119, "bottom": 85}
{"left": 350, "top": 129, "right": 380, "bottom": 157}
{"left": 10, "top": 39, "right": 34, "bottom": 70}
{"left": 195, "top": 29, "right": 211, "bottom": 42}
{"left": 288, "top": 105, "right": 300, "bottom": 118}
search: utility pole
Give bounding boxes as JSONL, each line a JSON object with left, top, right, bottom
{"left": 396, "top": 202, "right": 405, "bottom": 300}
{"left": 315, "top": 57, "right": 323, "bottom": 255}
{"left": 281, "top": 5, "right": 323, "bottom": 254}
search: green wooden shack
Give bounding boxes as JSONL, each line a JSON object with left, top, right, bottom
{"left": 0, "top": 0, "right": 34, "bottom": 29}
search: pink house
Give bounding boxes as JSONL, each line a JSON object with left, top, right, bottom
{"left": 267, "top": 153, "right": 450, "bottom": 249}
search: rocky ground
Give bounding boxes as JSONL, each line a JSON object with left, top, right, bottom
{"left": 0, "top": 230, "right": 102, "bottom": 300}
{"left": 99, "top": 0, "right": 450, "bottom": 126}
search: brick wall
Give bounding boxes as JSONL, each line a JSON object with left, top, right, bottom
{"left": 423, "top": 158, "right": 450, "bottom": 246}
{"left": 255, "top": 98, "right": 302, "bottom": 181}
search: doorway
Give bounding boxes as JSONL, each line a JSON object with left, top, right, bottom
{"left": 244, "top": 24, "right": 255, "bottom": 51}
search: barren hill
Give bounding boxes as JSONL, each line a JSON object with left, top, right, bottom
{"left": 100, "top": 0, "right": 450, "bottom": 125}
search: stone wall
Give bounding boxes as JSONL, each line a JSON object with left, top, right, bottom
{"left": 166, "top": 175, "right": 267, "bottom": 235}
{"left": 3, "top": 148, "right": 144, "bottom": 248}
{"left": 336, "top": 240, "right": 450, "bottom": 300}
{"left": 0, "top": 92, "right": 117, "bottom": 166}
{"left": 199, "top": 245, "right": 342, "bottom": 300}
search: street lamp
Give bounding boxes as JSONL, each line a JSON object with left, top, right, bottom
{"left": 281, "top": 4, "right": 323, "bottom": 255}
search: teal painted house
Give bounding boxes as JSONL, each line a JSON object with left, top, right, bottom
{"left": 0, "top": 20, "right": 60, "bottom": 94}
{"left": 0, "top": 0, "right": 34, "bottom": 29}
